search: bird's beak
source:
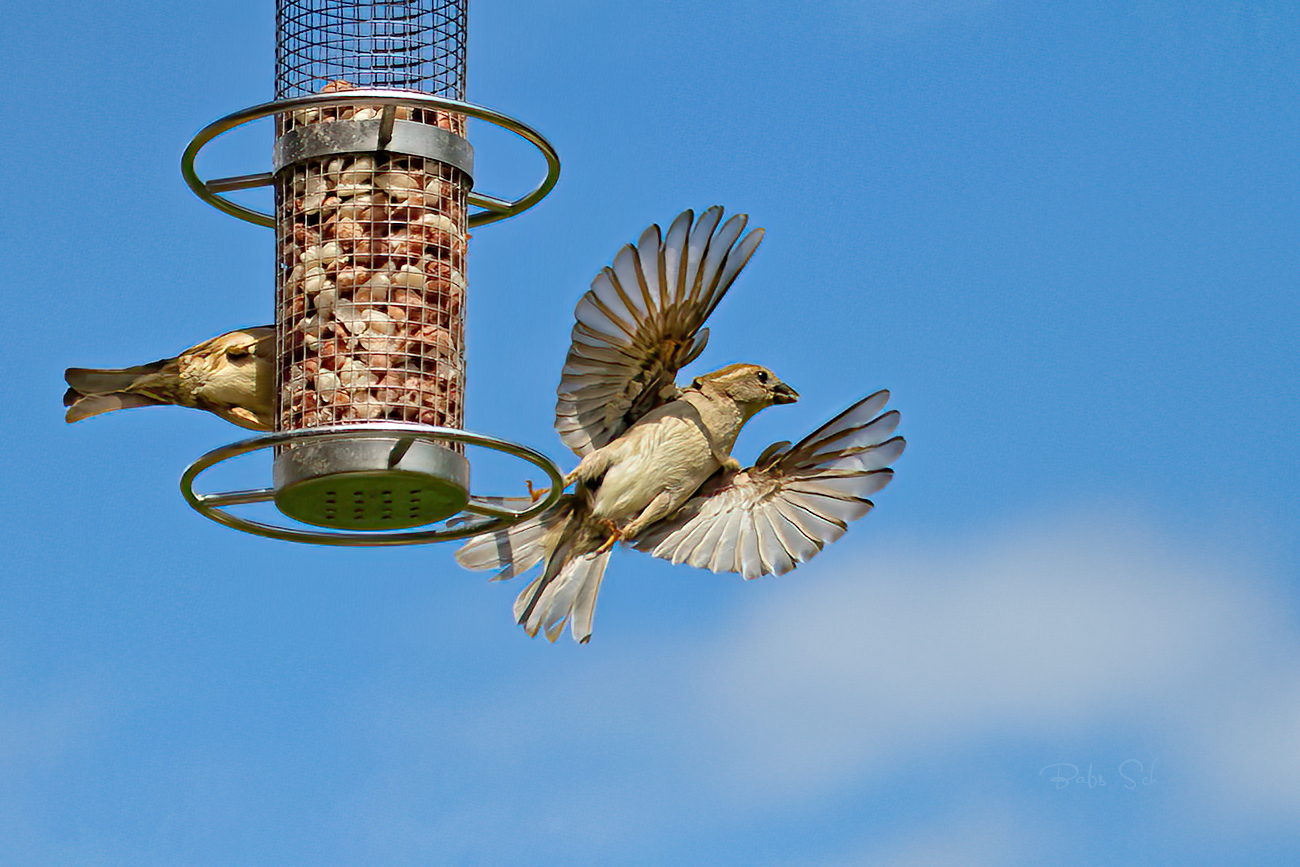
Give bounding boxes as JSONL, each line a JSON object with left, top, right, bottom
{"left": 772, "top": 382, "right": 799, "bottom": 404}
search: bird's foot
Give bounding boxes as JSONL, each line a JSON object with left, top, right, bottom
{"left": 525, "top": 479, "right": 549, "bottom": 503}
{"left": 594, "top": 520, "right": 623, "bottom": 555}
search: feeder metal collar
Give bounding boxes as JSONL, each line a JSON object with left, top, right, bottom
{"left": 180, "top": 90, "right": 559, "bottom": 229}
{"left": 273, "top": 114, "right": 475, "bottom": 178}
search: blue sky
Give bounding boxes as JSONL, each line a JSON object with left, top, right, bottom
{"left": 3, "top": 0, "right": 1299, "bottom": 863}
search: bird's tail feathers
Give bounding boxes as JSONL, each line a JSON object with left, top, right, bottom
{"left": 63, "top": 361, "right": 177, "bottom": 423}
{"left": 454, "top": 497, "right": 573, "bottom": 581}
{"left": 64, "top": 391, "right": 170, "bottom": 422}
{"left": 457, "top": 493, "right": 614, "bottom": 643}
{"left": 511, "top": 503, "right": 583, "bottom": 623}
{"left": 63, "top": 361, "right": 171, "bottom": 397}
{"left": 514, "top": 547, "right": 612, "bottom": 643}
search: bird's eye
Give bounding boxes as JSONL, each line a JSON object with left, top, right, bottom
{"left": 226, "top": 347, "right": 250, "bottom": 359}
{"left": 756, "top": 370, "right": 768, "bottom": 383}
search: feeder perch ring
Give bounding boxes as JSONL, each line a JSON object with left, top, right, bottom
{"left": 180, "top": 423, "right": 566, "bottom": 546}
{"left": 180, "top": 90, "right": 560, "bottom": 228}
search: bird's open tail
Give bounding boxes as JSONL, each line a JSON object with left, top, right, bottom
{"left": 512, "top": 547, "right": 612, "bottom": 643}
{"left": 456, "top": 495, "right": 612, "bottom": 643}
{"left": 455, "top": 498, "right": 569, "bottom": 580}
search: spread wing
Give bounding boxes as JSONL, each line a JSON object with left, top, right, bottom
{"left": 631, "top": 390, "right": 904, "bottom": 579}
{"left": 554, "top": 206, "right": 765, "bottom": 456}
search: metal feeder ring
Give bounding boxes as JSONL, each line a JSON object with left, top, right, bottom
{"left": 180, "top": 423, "right": 565, "bottom": 546}
{"left": 179, "top": 89, "right": 560, "bottom": 228}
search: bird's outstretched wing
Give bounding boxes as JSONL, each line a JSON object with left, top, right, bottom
{"left": 554, "top": 206, "right": 764, "bottom": 456}
{"left": 631, "top": 391, "right": 904, "bottom": 578}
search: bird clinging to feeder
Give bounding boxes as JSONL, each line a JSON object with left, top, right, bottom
{"left": 64, "top": 327, "right": 275, "bottom": 430}
{"left": 456, "top": 207, "right": 905, "bottom": 643}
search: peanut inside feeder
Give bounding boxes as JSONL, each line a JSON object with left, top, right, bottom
{"left": 273, "top": 86, "right": 471, "bottom": 529}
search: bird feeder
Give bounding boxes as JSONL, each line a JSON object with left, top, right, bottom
{"left": 178, "top": 0, "right": 563, "bottom": 544}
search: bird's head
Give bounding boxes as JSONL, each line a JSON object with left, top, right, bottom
{"left": 188, "top": 328, "right": 275, "bottom": 375}
{"left": 690, "top": 363, "right": 798, "bottom": 420}
{"left": 182, "top": 327, "right": 275, "bottom": 405}
{"left": 215, "top": 328, "right": 275, "bottom": 364}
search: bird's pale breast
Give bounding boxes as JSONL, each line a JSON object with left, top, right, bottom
{"left": 589, "top": 407, "right": 719, "bottom": 525}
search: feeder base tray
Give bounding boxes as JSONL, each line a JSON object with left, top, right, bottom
{"left": 273, "top": 436, "right": 469, "bottom": 529}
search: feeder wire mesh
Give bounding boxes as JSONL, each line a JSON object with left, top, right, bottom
{"left": 272, "top": 0, "right": 473, "bottom": 528}
{"left": 276, "top": 0, "right": 467, "bottom": 99}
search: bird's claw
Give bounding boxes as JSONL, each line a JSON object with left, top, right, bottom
{"left": 594, "top": 520, "right": 622, "bottom": 555}
{"left": 525, "top": 479, "right": 549, "bottom": 503}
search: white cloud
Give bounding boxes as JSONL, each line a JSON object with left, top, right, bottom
{"left": 687, "top": 512, "right": 1300, "bottom": 814}
{"left": 1185, "top": 666, "right": 1300, "bottom": 827}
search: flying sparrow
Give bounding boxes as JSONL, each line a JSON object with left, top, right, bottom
{"left": 64, "top": 326, "right": 275, "bottom": 430}
{"left": 456, "top": 207, "right": 904, "bottom": 642}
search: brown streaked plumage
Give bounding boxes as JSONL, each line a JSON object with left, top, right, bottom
{"left": 64, "top": 326, "right": 275, "bottom": 430}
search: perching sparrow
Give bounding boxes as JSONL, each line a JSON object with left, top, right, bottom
{"left": 64, "top": 326, "right": 275, "bottom": 431}
{"left": 456, "top": 207, "right": 905, "bottom": 643}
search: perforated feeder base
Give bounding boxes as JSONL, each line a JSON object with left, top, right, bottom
{"left": 273, "top": 436, "right": 469, "bottom": 529}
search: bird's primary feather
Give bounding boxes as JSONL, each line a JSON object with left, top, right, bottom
{"left": 554, "top": 206, "right": 764, "bottom": 457}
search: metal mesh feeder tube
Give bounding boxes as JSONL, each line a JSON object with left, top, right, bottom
{"left": 273, "top": 2, "right": 471, "bottom": 530}
{"left": 273, "top": 96, "right": 472, "bottom": 528}
{"left": 274, "top": 102, "right": 471, "bottom": 443}
{"left": 276, "top": 0, "right": 466, "bottom": 101}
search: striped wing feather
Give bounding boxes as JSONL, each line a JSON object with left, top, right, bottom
{"left": 633, "top": 390, "right": 904, "bottom": 579}
{"left": 554, "top": 206, "right": 764, "bottom": 456}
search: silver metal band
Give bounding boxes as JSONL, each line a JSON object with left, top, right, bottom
{"left": 272, "top": 436, "right": 471, "bottom": 530}
{"left": 273, "top": 117, "right": 474, "bottom": 179}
